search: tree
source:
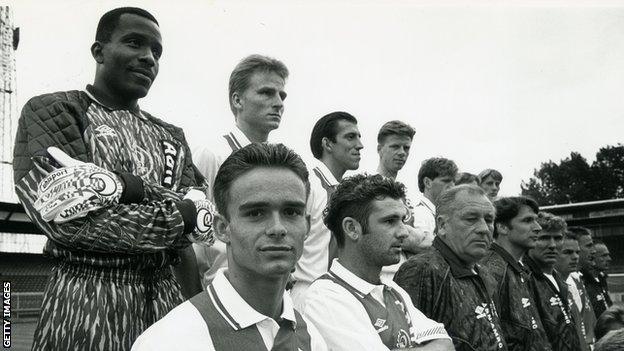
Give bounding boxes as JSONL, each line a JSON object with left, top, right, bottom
{"left": 521, "top": 144, "right": 624, "bottom": 205}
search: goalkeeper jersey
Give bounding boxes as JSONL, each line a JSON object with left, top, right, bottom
{"left": 13, "top": 86, "right": 202, "bottom": 270}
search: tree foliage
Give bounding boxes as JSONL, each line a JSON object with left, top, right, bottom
{"left": 521, "top": 144, "right": 624, "bottom": 205}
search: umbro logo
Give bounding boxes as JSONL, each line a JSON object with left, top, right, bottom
{"left": 549, "top": 296, "right": 561, "bottom": 306}
{"left": 95, "top": 125, "right": 117, "bottom": 138}
{"left": 521, "top": 298, "right": 531, "bottom": 308}
{"left": 475, "top": 304, "right": 489, "bottom": 319}
{"left": 374, "top": 318, "right": 388, "bottom": 333}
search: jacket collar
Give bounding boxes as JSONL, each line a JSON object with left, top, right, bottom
{"left": 433, "top": 236, "right": 479, "bottom": 278}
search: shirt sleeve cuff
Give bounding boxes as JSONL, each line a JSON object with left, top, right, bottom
{"left": 176, "top": 199, "right": 197, "bottom": 234}
{"left": 117, "top": 172, "right": 145, "bottom": 204}
{"left": 414, "top": 325, "right": 451, "bottom": 344}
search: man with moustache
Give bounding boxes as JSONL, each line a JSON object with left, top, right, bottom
{"left": 290, "top": 111, "right": 364, "bottom": 308}
{"left": 583, "top": 240, "right": 613, "bottom": 318}
{"left": 481, "top": 197, "right": 551, "bottom": 351}
{"left": 193, "top": 54, "right": 289, "bottom": 286}
{"left": 524, "top": 212, "right": 581, "bottom": 351}
{"left": 410, "top": 157, "right": 458, "bottom": 250}
{"left": 133, "top": 143, "right": 328, "bottom": 350}
{"left": 555, "top": 230, "right": 592, "bottom": 351}
{"left": 302, "top": 174, "right": 453, "bottom": 350}
{"left": 13, "top": 8, "right": 214, "bottom": 350}
{"left": 395, "top": 185, "right": 508, "bottom": 351}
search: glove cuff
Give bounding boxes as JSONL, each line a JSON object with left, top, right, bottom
{"left": 177, "top": 199, "right": 197, "bottom": 234}
{"left": 117, "top": 172, "right": 145, "bottom": 204}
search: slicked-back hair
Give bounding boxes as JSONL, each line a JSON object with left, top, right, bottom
{"left": 478, "top": 168, "right": 503, "bottom": 184}
{"left": 417, "top": 157, "right": 458, "bottom": 192}
{"left": 213, "top": 143, "right": 309, "bottom": 220}
{"left": 377, "top": 120, "right": 415, "bottom": 144}
{"left": 228, "top": 54, "right": 289, "bottom": 115}
{"left": 537, "top": 211, "right": 567, "bottom": 233}
{"left": 436, "top": 184, "right": 488, "bottom": 220}
{"left": 310, "top": 111, "right": 358, "bottom": 159}
{"left": 96, "top": 7, "right": 159, "bottom": 43}
{"left": 595, "top": 305, "right": 624, "bottom": 341}
{"left": 456, "top": 172, "right": 479, "bottom": 185}
{"left": 595, "top": 328, "right": 624, "bottom": 351}
{"left": 568, "top": 226, "right": 593, "bottom": 239}
{"left": 324, "top": 174, "right": 406, "bottom": 248}
{"left": 492, "top": 196, "right": 540, "bottom": 238}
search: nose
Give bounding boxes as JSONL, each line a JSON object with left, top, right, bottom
{"left": 533, "top": 221, "right": 542, "bottom": 233}
{"left": 475, "top": 218, "right": 491, "bottom": 236}
{"left": 396, "top": 224, "right": 409, "bottom": 240}
{"left": 138, "top": 47, "right": 156, "bottom": 67}
{"left": 355, "top": 137, "right": 364, "bottom": 150}
{"left": 272, "top": 93, "right": 284, "bottom": 109}
{"left": 266, "top": 213, "right": 287, "bottom": 238}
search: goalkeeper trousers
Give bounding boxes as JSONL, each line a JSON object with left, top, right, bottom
{"left": 31, "top": 261, "right": 184, "bottom": 351}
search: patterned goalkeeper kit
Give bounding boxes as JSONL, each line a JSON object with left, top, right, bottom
{"left": 395, "top": 237, "right": 508, "bottom": 351}
{"left": 481, "top": 243, "right": 552, "bottom": 351}
{"left": 13, "top": 86, "right": 203, "bottom": 351}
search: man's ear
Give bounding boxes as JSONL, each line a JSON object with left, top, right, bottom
{"left": 342, "top": 217, "right": 362, "bottom": 243}
{"left": 495, "top": 222, "right": 508, "bottom": 237}
{"left": 232, "top": 91, "right": 242, "bottom": 110}
{"left": 436, "top": 214, "right": 448, "bottom": 238}
{"left": 377, "top": 143, "right": 382, "bottom": 153}
{"left": 423, "top": 177, "right": 433, "bottom": 190}
{"left": 214, "top": 214, "right": 231, "bottom": 244}
{"left": 91, "top": 42, "right": 104, "bottom": 63}
{"left": 321, "top": 137, "right": 333, "bottom": 154}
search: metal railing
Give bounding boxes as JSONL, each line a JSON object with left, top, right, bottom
{"left": 12, "top": 292, "right": 43, "bottom": 319}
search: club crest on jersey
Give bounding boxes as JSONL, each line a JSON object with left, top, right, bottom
{"left": 161, "top": 140, "right": 180, "bottom": 188}
{"left": 396, "top": 329, "right": 411, "bottom": 348}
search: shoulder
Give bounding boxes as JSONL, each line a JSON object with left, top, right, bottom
{"left": 22, "top": 90, "right": 89, "bottom": 116}
{"left": 132, "top": 301, "right": 213, "bottom": 351}
{"left": 395, "top": 250, "right": 447, "bottom": 285}
{"left": 480, "top": 250, "right": 505, "bottom": 276}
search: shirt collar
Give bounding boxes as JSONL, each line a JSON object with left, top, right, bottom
{"left": 490, "top": 242, "right": 526, "bottom": 273}
{"left": 211, "top": 268, "right": 297, "bottom": 329}
{"left": 84, "top": 84, "right": 143, "bottom": 117}
{"left": 312, "top": 160, "right": 339, "bottom": 187}
{"left": 230, "top": 125, "right": 253, "bottom": 148}
{"left": 433, "top": 236, "right": 479, "bottom": 278}
{"left": 329, "top": 259, "right": 382, "bottom": 296}
{"left": 419, "top": 194, "right": 436, "bottom": 215}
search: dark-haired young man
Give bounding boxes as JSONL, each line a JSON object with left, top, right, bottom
{"left": 410, "top": 157, "right": 458, "bottom": 251}
{"left": 524, "top": 213, "right": 581, "bottom": 351}
{"left": 193, "top": 54, "right": 289, "bottom": 286}
{"left": 583, "top": 240, "right": 613, "bottom": 319}
{"left": 478, "top": 168, "right": 503, "bottom": 200}
{"left": 302, "top": 174, "right": 452, "bottom": 350}
{"left": 395, "top": 185, "right": 507, "bottom": 351}
{"left": 13, "top": 7, "right": 213, "bottom": 350}
{"left": 133, "top": 143, "right": 327, "bottom": 350}
{"left": 290, "top": 111, "right": 363, "bottom": 308}
{"left": 481, "top": 197, "right": 551, "bottom": 351}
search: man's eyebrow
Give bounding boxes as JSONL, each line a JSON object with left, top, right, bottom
{"left": 238, "top": 200, "right": 306, "bottom": 210}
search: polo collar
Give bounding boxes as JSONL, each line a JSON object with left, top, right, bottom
{"left": 419, "top": 195, "right": 436, "bottom": 215}
{"left": 490, "top": 242, "right": 526, "bottom": 274}
{"left": 328, "top": 259, "right": 382, "bottom": 297}
{"left": 433, "top": 236, "right": 479, "bottom": 278}
{"left": 228, "top": 125, "right": 253, "bottom": 148}
{"left": 313, "top": 160, "right": 339, "bottom": 187}
{"left": 210, "top": 268, "right": 297, "bottom": 330}
{"left": 84, "top": 84, "right": 143, "bottom": 117}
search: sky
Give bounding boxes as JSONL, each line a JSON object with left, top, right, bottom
{"left": 2, "top": 0, "right": 624, "bottom": 203}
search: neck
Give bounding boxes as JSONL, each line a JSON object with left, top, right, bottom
{"left": 320, "top": 156, "right": 346, "bottom": 181}
{"left": 338, "top": 250, "right": 382, "bottom": 285}
{"left": 225, "top": 265, "right": 287, "bottom": 320}
{"left": 90, "top": 82, "right": 138, "bottom": 111}
{"left": 423, "top": 190, "right": 435, "bottom": 203}
{"left": 496, "top": 239, "right": 525, "bottom": 262}
{"left": 377, "top": 164, "right": 397, "bottom": 179}
{"left": 236, "top": 119, "right": 270, "bottom": 143}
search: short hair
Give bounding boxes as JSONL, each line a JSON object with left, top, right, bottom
{"left": 596, "top": 305, "right": 624, "bottom": 341}
{"left": 436, "top": 184, "right": 487, "bottom": 220}
{"left": 568, "top": 226, "right": 593, "bottom": 238}
{"left": 563, "top": 230, "right": 580, "bottom": 241}
{"left": 324, "top": 174, "right": 406, "bottom": 248}
{"left": 377, "top": 120, "right": 415, "bottom": 144}
{"left": 309, "top": 111, "right": 358, "bottom": 159}
{"left": 492, "top": 196, "right": 540, "bottom": 238}
{"left": 96, "top": 7, "right": 159, "bottom": 43}
{"left": 478, "top": 168, "right": 503, "bottom": 184}
{"left": 456, "top": 172, "right": 478, "bottom": 185}
{"left": 417, "top": 157, "right": 458, "bottom": 192}
{"left": 596, "top": 329, "right": 624, "bottom": 351}
{"left": 228, "top": 55, "right": 289, "bottom": 115}
{"left": 213, "top": 143, "right": 309, "bottom": 219}
{"left": 536, "top": 211, "right": 567, "bottom": 233}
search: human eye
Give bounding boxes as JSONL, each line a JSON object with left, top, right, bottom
{"left": 244, "top": 209, "right": 264, "bottom": 218}
{"left": 152, "top": 46, "right": 162, "bottom": 59}
{"left": 284, "top": 207, "right": 304, "bottom": 217}
{"left": 125, "top": 38, "right": 141, "bottom": 47}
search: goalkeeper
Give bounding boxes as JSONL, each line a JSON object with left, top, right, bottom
{"left": 12, "top": 7, "right": 214, "bottom": 351}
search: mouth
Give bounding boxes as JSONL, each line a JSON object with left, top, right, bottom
{"left": 129, "top": 68, "right": 154, "bottom": 81}
{"left": 259, "top": 245, "right": 293, "bottom": 252}
{"left": 267, "top": 113, "right": 282, "bottom": 120}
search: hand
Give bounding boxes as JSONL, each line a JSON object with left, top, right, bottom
{"left": 33, "top": 147, "right": 123, "bottom": 223}
{"left": 183, "top": 189, "right": 216, "bottom": 246}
